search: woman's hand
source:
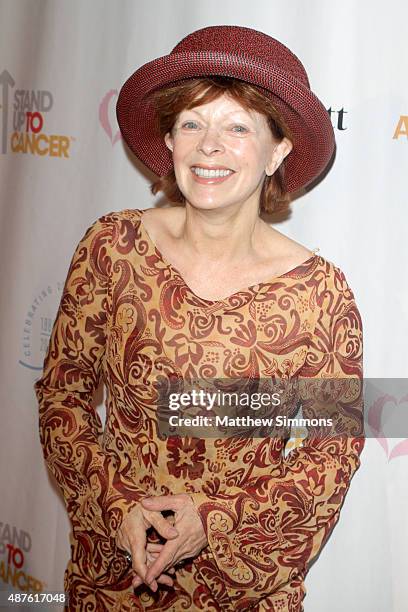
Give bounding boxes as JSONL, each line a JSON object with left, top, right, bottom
{"left": 132, "top": 542, "right": 177, "bottom": 589}
{"left": 116, "top": 501, "right": 179, "bottom": 591}
{"left": 132, "top": 494, "right": 208, "bottom": 589}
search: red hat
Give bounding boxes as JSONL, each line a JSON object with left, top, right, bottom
{"left": 116, "top": 25, "right": 335, "bottom": 193}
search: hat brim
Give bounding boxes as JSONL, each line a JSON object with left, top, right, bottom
{"left": 116, "top": 51, "right": 335, "bottom": 193}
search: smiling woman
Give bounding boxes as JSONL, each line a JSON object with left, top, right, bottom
{"left": 35, "top": 24, "right": 364, "bottom": 612}
{"left": 149, "top": 77, "right": 294, "bottom": 214}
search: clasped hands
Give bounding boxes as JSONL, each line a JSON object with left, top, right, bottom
{"left": 116, "top": 494, "right": 208, "bottom": 592}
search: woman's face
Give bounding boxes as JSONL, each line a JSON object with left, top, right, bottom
{"left": 164, "top": 92, "right": 292, "bottom": 211}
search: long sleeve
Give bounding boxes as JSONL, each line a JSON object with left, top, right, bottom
{"left": 34, "top": 215, "right": 144, "bottom": 539}
{"left": 190, "top": 264, "right": 365, "bottom": 605}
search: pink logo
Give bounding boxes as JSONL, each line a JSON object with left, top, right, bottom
{"left": 99, "top": 90, "right": 122, "bottom": 145}
{"left": 367, "top": 390, "right": 408, "bottom": 461}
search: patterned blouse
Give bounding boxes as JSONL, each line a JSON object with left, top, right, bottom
{"left": 34, "top": 208, "right": 364, "bottom": 612}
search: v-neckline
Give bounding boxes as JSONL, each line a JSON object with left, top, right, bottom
{"left": 134, "top": 208, "right": 318, "bottom": 306}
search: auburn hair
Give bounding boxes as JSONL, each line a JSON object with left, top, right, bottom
{"left": 147, "top": 76, "right": 294, "bottom": 214}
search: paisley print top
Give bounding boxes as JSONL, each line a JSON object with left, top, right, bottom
{"left": 34, "top": 207, "right": 364, "bottom": 611}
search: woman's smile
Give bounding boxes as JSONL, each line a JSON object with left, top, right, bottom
{"left": 190, "top": 165, "right": 236, "bottom": 184}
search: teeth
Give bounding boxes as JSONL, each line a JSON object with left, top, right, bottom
{"left": 192, "top": 167, "right": 233, "bottom": 178}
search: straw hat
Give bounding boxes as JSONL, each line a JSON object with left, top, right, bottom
{"left": 116, "top": 25, "right": 335, "bottom": 193}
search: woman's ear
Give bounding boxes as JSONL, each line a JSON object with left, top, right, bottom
{"left": 164, "top": 132, "right": 174, "bottom": 152}
{"left": 265, "top": 137, "right": 293, "bottom": 176}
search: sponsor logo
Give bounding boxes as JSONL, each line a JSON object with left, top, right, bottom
{"left": 99, "top": 89, "right": 122, "bottom": 145}
{"left": 393, "top": 116, "right": 408, "bottom": 139}
{"left": 0, "top": 522, "right": 45, "bottom": 592}
{"left": 327, "top": 106, "right": 348, "bottom": 130}
{"left": 19, "top": 283, "right": 63, "bottom": 371}
{"left": 366, "top": 380, "right": 408, "bottom": 461}
{"left": 0, "top": 69, "right": 74, "bottom": 157}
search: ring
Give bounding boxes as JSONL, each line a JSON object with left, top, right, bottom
{"left": 123, "top": 551, "right": 132, "bottom": 563}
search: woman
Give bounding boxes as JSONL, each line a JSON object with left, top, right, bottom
{"left": 34, "top": 25, "right": 364, "bottom": 611}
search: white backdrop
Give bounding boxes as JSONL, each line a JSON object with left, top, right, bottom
{"left": 0, "top": 0, "right": 407, "bottom": 610}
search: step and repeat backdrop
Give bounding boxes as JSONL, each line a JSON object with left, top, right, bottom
{"left": 0, "top": 0, "right": 407, "bottom": 610}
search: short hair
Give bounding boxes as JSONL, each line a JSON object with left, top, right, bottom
{"left": 147, "top": 76, "right": 294, "bottom": 214}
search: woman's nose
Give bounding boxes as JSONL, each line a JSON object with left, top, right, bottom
{"left": 196, "top": 127, "right": 225, "bottom": 155}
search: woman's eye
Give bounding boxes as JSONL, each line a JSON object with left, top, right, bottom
{"left": 231, "top": 125, "right": 248, "bottom": 133}
{"left": 182, "top": 121, "right": 198, "bottom": 129}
